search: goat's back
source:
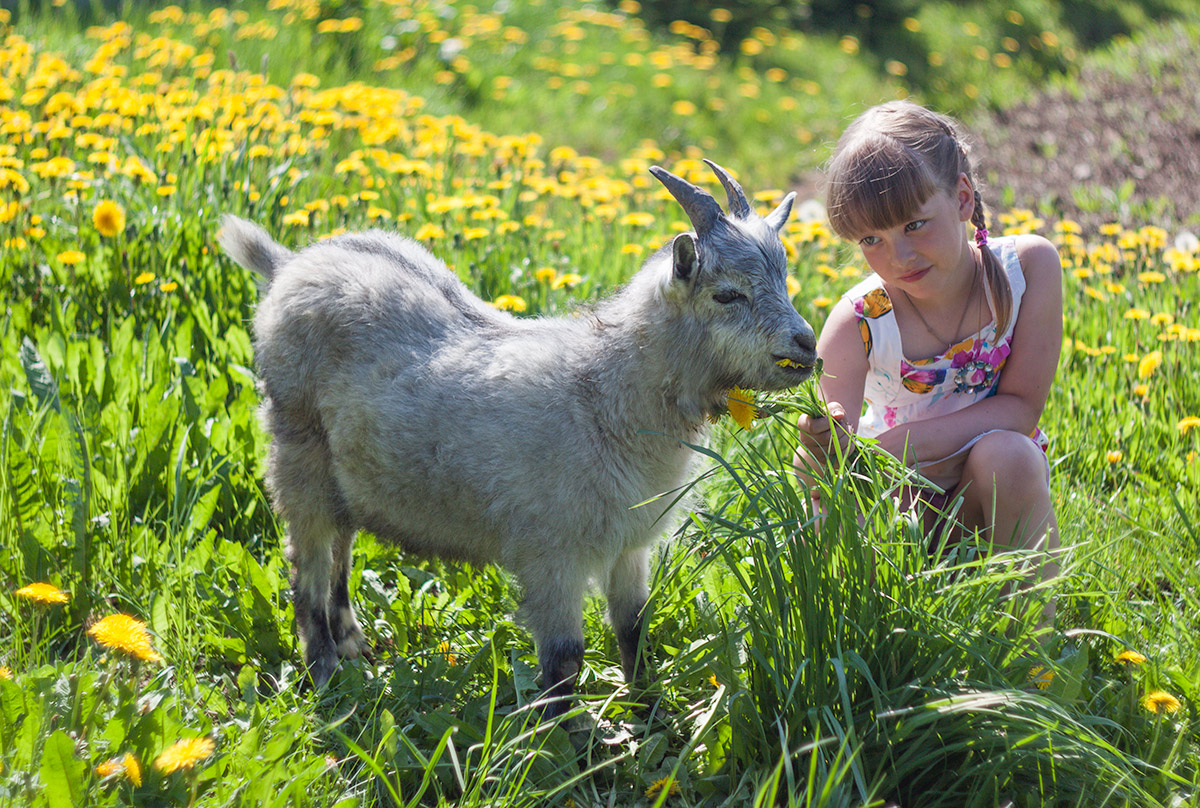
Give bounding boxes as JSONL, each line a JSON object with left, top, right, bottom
{"left": 247, "top": 227, "right": 684, "bottom": 569}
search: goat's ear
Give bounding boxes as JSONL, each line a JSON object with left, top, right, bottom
{"left": 763, "top": 192, "right": 797, "bottom": 233}
{"left": 671, "top": 233, "right": 700, "bottom": 283}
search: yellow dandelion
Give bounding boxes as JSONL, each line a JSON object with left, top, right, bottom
{"left": 87, "top": 614, "right": 163, "bottom": 663}
{"left": 1137, "top": 351, "right": 1163, "bottom": 380}
{"left": 15, "top": 582, "right": 69, "bottom": 605}
{"left": 57, "top": 250, "right": 86, "bottom": 265}
{"left": 96, "top": 753, "right": 142, "bottom": 786}
{"left": 1123, "top": 308, "right": 1149, "bottom": 320}
{"left": 1133, "top": 383, "right": 1149, "bottom": 399}
{"left": 552, "top": 273, "right": 582, "bottom": 290}
{"left": 1105, "top": 450, "right": 1123, "bottom": 464}
{"left": 134, "top": 272, "right": 155, "bottom": 285}
{"left": 437, "top": 640, "right": 457, "bottom": 666}
{"left": 619, "top": 211, "right": 655, "bottom": 227}
{"left": 1115, "top": 650, "right": 1146, "bottom": 665}
{"left": 0, "top": 666, "right": 12, "bottom": 680}
{"left": 154, "top": 737, "right": 215, "bottom": 774}
{"left": 1142, "top": 691, "right": 1181, "bottom": 715}
{"left": 534, "top": 267, "right": 558, "bottom": 284}
{"left": 645, "top": 777, "right": 680, "bottom": 799}
{"left": 1178, "top": 416, "right": 1200, "bottom": 436}
{"left": 1027, "top": 665, "right": 1054, "bottom": 690}
{"left": 491, "top": 294, "right": 527, "bottom": 312}
{"left": 726, "top": 387, "right": 759, "bottom": 430}
{"left": 92, "top": 200, "right": 125, "bottom": 237}
{"left": 414, "top": 223, "right": 444, "bottom": 241}
{"left": 160, "top": 281, "right": 179, "bottom": 293}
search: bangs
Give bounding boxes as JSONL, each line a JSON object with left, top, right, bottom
{"left": 825, "top": 134, "right": 939, "bottom": 241}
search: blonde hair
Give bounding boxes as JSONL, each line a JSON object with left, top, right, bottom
{"left": 825, "top": 101, "right": 1011, "bottom": 335}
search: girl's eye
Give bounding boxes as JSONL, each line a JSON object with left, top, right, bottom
{"left": 905, "top": 219, "right": 927, "bottom": 232}
{"left": 859, "top": 235, "right": 880, "bottom": 247}
{"left": 713, "top": 289, "right": 746, "bottom": 305}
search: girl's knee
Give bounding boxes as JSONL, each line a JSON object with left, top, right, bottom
{"left": 963, "top": 431, "right": 1049, "bottom": 493}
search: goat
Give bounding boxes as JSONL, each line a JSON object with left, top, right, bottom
{"left": 218, "top": 160, "right": 817, "bottom": 718}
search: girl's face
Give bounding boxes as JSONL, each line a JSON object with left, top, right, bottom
{"left": 853, "top": 175, "right": 975, "bottom": 296}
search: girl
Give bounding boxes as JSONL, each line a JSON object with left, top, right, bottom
{"left": 795, "top": 101, "right": 1063, "bottom": 598}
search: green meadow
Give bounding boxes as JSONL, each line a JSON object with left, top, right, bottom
{"left": 1, "top": 1, "right": 1197, "bottom": 805}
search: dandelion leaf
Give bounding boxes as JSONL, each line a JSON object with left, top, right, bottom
{"left": 19, "top": 337, "right": 59, "bottom": 414}
{"left": 39, "top": 730, "right": 86, "bottom": 808}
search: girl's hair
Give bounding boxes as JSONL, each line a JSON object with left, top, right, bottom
{"left": 825, "top": 101, "right": 1011, "bottom": 335}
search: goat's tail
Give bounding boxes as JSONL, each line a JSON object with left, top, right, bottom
{"left": 217, "top": 214, "right": 293, "bottom": 281}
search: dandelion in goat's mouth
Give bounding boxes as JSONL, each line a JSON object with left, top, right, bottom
{"left": 87, "top": 614, "right": 163, "bottom": 663}
{"left": 725, "top": 386, "right": 759, "bottom": 430}
{"left": 15, "top": 583, "right": 69, "bottom": 605}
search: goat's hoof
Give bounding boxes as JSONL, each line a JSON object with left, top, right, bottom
{"left": 335, "top": 628, "right": 368, "bottom": 660}
{"left": 306, "top": 655, "right": 340, "bottom": 691}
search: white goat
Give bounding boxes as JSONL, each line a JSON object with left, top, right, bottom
{"left": 218, "top": 161, "right": 816, "bottom": 717}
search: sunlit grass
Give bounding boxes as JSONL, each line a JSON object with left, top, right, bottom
{"left": 1, "top": 1, "right": 1198, "bottom": 805}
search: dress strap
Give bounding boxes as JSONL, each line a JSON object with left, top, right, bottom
{"left": 842, "top": 274, "right": 905, "bottom": 370}
{"left": 981, "top": 236, "right": 1027, "bottom": 342}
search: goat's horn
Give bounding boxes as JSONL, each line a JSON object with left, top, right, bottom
{"left": 649, "top": 165, "right": 722, "bottom": 233}
{"left": 704, "top": 159, "right": 751, "bottom": 219}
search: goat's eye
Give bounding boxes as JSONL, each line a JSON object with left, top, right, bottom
{"left": 713, "top": 289, "right": 746, "bottom": 305}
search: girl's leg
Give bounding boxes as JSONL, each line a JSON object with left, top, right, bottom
{"left": 954, "top": 431, "right": 1059, "bottom": 625}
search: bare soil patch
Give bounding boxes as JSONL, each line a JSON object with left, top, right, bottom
{"left": 972, "top": 24, "right": 1200, "bottom": 233}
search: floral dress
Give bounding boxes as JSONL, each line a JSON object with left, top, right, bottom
{"left": 843, "top": 235, "right": 1049, "bottom": 468}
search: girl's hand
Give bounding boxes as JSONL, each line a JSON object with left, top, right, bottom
{"left": 796, "top": 401, "right": 854, "bottom": 461}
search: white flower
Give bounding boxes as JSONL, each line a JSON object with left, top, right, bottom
{"left": 795, "top": 198, "right": 827, "bottom": 223}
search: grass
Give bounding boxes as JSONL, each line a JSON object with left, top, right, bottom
{"left": 1, "top": 0, "right": 1198, "bottom": 805}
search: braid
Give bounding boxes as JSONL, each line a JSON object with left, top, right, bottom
{"left": 970, "top": 185, "right": 1012, "bottom": 335}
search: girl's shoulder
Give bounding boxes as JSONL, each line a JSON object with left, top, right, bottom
{"left": 1001, "top": 235, "right": 1064, "bottom": 306}
{"left": 1001, "top": 233, "right": 1062, "bottom": 280}
{"left": 1012, "top": 233, "right": 1062, "bottom": 273}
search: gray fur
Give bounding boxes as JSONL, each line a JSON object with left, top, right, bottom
{"left": 218, "top": 162, "right": 817, "bottom": 718}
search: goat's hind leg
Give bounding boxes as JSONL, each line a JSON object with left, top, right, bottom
{"left": 269, "top": 436, "right": 348, "bottom": 688}
{"left": 329, "top": 526, "right": 368, "bottom": 660}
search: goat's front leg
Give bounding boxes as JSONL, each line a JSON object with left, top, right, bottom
{"left": 606, "top": 547, "right": 652, "bottom": 685}
{"left": 520, "top": 566, "right": 586, "bottom": 720}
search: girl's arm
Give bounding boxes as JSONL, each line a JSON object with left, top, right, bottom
{"left": 795, "top": 297, "right": 868, "bottom": 465}
{"left": 874, "top": 234, "right": 1064, "bottom": 466}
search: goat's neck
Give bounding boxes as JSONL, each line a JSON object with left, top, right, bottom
{"left": 597, "top": 307, "right": 725, "bottom": 439}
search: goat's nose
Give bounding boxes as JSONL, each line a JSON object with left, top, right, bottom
{"left": 794, "top": 323, "right": 817, "bottom": 355}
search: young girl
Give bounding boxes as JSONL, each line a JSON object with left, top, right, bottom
{"left": 795, "top": 101, "right": 1062, "bottom": 598}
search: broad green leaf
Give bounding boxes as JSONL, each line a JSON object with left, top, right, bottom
{"left": 38, "top": 729, "right": 86, "bottom": 808}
